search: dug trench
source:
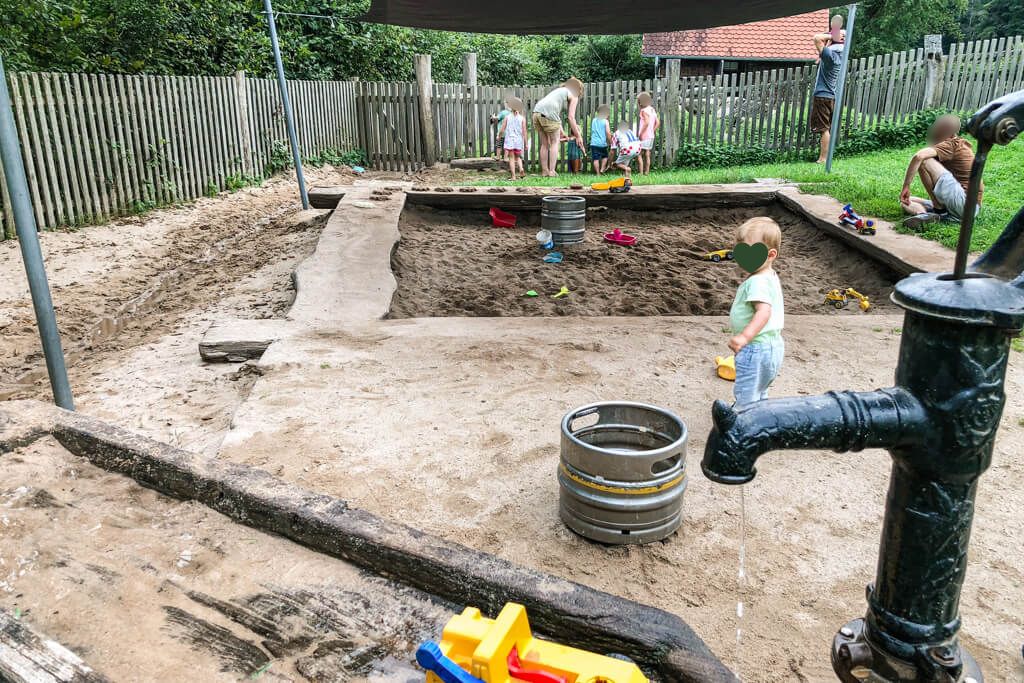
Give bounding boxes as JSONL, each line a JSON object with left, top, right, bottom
{"left": 0, "top": 171, "right": 344, "bottom": 453}
{"left": 388, "top": 204, "right": 901, "bottom": 318}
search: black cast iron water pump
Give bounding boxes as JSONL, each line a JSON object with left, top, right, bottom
{"left": 702, "top": 90, "right": 1024, "bottom": 683}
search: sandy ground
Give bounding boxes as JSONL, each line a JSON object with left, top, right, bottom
{"left": 222, "top": 315, "right": 1024, "bottom": 682}
{"left": 0, "top": 165, "right": 462, "bottom": 453}
{"left": 1, "top": 176, "right": 1022, "bottom": 681}
{"left": 389, "top": 205, "right": 899, "bottom": 317}
{"left": 0, "top": 436, "right": 449, "bottom": 681}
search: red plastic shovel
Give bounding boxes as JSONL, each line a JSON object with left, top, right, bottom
{"left": 489, "top": 207, "right": 517, "bottom": 228}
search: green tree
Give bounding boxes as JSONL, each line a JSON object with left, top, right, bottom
{"left": 0, "top": 0, "right": 652, "bottom": 85}
{"left": 566, "top": 35, "right": 651, "bottom": 83}
{"left": 835, "top": 0, "right": 969, "bottom": 57}
{"left": 962, "top": 0, "right": 1024, "bottom": 41}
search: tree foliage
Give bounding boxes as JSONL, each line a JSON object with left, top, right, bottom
{"left": 961, "top": 0, "right": 1024, "bottom": 41}
{"left": 833, "top": 0, "right": 969, "bottom": 57}
{"left": 0, "top": 0, "right": 652, "bottom": 84}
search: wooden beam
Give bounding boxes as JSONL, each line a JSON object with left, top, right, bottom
{"left": 307, "top": 185, "right": 347, "bottom": 209}
{"left": 0, "top": 609, "right": 108, "bottom": 682}
{"left": 449, "top": 157, "right": 504, "bottom": 171}
{"left": 404, "top": 185, "right": 779, "bottom": 211}
{"left": 198, "top": 318, "right": 292, "bottom": 363}
{"left": 414, "top": 55, "right": 437, "bottom": 167}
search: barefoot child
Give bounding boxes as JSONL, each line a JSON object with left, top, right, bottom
{"left": 590, "top": 104, "right": 612, "bottom": 174}
{"left": 566, "top": 137, "right": 584, "bottom": 173}
{"left": 728, "top": 217, "right": 785, "bottom": 406}
{"left": 611, "top": 120, "right": 641, "bottom": 190}
{"left": 499, "top": 98, "right": 527, "bottom": 180}
{"left": 637, "top": 92, "right": 659, "bottom": 175}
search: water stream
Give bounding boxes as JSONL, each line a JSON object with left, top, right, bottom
{"left": 735, "top": 486, "right": 747, "bottom": 681}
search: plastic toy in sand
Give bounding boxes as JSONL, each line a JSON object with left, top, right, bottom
{"left": 825, "top": 287, "right": 871, "bottom": 311}
{"left": 489, "top": 207, "right": 517, "bottom": 228}
{"left": 524, "top": 290, "right": 538, "bottom": 297}
{"left": 704, "top": 248, "right": 734, "bottom": 263}
{"left": 590, "top": 177, "right": 626, "bottom": 191}
{"left": 552, "top": 286, "right": 571, "bottom": 298}
{"left": 543, "top": 252, "right": 564, "bottom": 264}
{"left": 536, "top": 230, "right": 554, "bottom": 249}
{"left": 416, "top": 603, "right": 647, "bottom": 683}
{"left": 839, "top": 204, "right": 876, "bottom": 235}
{"left": 715, "top": 355, "right": 736, "bottom": 381}
{"left": 603, "top": 228, "right": 637, "bottom": 246}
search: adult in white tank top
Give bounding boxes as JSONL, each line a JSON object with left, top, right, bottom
{"left": 531, "top": 77, "right": 585, "bottom": 177}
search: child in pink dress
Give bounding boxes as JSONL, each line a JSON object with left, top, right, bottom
{"left": 498, "top": 97, "right": 527, "bottom": 180}
{"left": 637, "top": 92, "right": 659, "bottom": 176}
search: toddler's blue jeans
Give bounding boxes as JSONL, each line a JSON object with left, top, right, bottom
{"left": 733, "top": 337, "right": 784, "bottom": 406}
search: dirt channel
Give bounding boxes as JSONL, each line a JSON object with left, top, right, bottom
{"left": 389, "top": 204, "right": 900, "bottom": 318}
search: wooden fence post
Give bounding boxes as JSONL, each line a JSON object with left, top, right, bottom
{"left": 415, "top": 55, "right": 437, "bottom": 166}
{"left": 234, "top": 70, "right": 255, "bottom": 177}
{"left": 664, "top": 59, "right": 681, "bottom": 165}
{"left": 463, "top": 53, "right": 477, "bottom": 158}
{"left": 0, "top": 135, "right": 14, "bottom": 239}
{"left": 462, "top": 53, "right": 478, "bottom": 87}
{"left": 923, "top": 34, "right": 945, "bottom": 109}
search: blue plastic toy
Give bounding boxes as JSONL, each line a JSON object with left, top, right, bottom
{"left": 416, "top": 642, "right": 486, "bottom": 683}
{"left": 543, "top": 252, "right": 563, "bottom": 263}
{"left": 839, "top": 204, "right": 876, "bottom": 235}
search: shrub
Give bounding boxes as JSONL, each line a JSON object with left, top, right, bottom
{"left": 674, "top": 109, "right": 958, "bottom": 169}
{"left": 264, "top": 142, "right": 368, "bottom": 176}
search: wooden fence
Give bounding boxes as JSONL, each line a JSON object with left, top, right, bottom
{"left": 3, "top": 35, "right": 1024, "bottom": 238}
{"left": 0, "top": 72, "right": 359, "bottom": 237}
{"left": 305, "top": 34, "right": 1024, "bottom": 173}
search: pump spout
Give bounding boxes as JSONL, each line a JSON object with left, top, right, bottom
{"left": 701, "top": 388, "right": 928, "bottom": 485}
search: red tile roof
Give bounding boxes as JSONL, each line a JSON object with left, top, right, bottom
{"left": 642, "top": 10, "right": 830, "bottom": 61}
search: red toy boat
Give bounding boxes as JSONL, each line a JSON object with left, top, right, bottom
{"left": 603, "top": 228, "right": 637, "bottom": 246}
{"left": 489, "top": 207, "right": 517, "bottom": 228}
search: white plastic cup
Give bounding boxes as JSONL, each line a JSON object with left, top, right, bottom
{"left": 536, "top": 230, "right": 554, "bottom": 250}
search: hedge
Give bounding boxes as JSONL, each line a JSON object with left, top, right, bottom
{"left": 674, "top": 110, "right": 962, "bottom": 169}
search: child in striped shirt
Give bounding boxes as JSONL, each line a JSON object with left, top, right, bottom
{"left": 611, "top": 120, "right": 641, "bottom": 191}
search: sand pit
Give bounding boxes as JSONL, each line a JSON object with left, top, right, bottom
{"left": 389, "top": 205, "right": 900, "bottom": 318}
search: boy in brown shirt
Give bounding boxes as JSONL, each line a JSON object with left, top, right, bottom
{"left": 900, "top": 114, "right": 982, "bottom": 228}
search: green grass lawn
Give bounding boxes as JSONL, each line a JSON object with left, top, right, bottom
{"left": 473, "top": 143, "right": 1024, "bottom": 251}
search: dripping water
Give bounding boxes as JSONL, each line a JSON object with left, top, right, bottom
{"left": 735, "top": 485, "right": 747, "bottom": 681}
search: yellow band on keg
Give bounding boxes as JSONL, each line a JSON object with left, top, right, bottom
{"left": 559, "top": 463, "right": 685, "bottom": 495}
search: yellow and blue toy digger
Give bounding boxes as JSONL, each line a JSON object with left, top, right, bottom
{"left": 416, "top": 603, "right": 648, "bottom": 683}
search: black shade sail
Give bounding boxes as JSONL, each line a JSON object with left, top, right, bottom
{"left": 362, "top": 0, "right": 836, "bottom": 35}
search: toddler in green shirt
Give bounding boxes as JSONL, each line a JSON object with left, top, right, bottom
{"left": 728, "top": 217, "right": 785, "bottom": 405}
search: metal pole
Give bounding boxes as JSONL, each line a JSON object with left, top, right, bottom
{"left": 263, "top": 0, "right": 309, "bottom": 210}
{"left": 825, "top": 4, "right": 858, "bottom": 173}
{"left": 0, "top": 55, "right": 74, "bottom": 410}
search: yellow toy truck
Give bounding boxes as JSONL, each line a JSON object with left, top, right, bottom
{"left": 825, "top": 287, "right": 871, "bottom": 311}
{"left": 704, "top": 249, "right": 734, "bottom": 263}
{"left": 416, "top": 603, "right": 648, "bottom": 683}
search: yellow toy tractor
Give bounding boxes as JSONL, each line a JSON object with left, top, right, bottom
{"left": 825, "top": 287, "right": 871, "bottom": 311}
